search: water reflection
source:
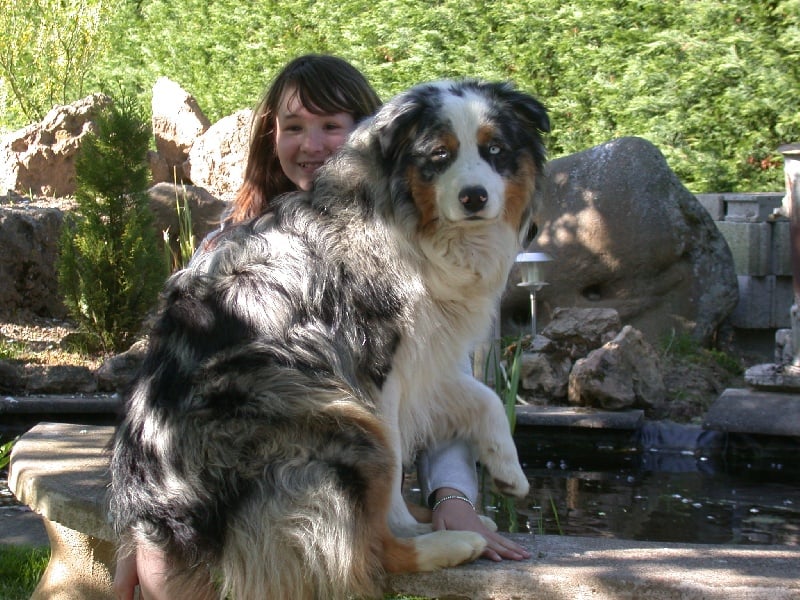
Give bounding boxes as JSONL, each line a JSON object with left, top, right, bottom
{"left": 491, "top": 424, "right": 800, "bottom": 546}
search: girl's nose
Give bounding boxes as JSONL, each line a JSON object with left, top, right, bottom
{"left": 301, "top": 128, "right": 324, "bottom": 153}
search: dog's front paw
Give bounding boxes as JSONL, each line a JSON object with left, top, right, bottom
{"left": 478, "top": 515, "right": 498, "bottom": 532}
{"left": 411, "top": 531, "right": 486, "bottom": 571}
{"left": 488, "top": 463, "right": 530, "bottom": 499}
{"left": 391, "top": 520, "right": 434, "bottom": 537}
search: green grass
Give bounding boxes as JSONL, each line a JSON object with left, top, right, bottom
{"left": 0, "top": 338, "right": 25, "bottom": 360}
{"left": 661, "top": 330, "right": 743, "bottom": 376}
{"left": 0, "top": 545, "right": 49, "bottom": 600}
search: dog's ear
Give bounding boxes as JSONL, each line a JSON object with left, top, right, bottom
{"left": 370, "top": 88, "right": 431, "bottom": 162}
{"left": 490, "top": 83, "right": 550, "bottom": 172}
{"left": 498, "top": 84, "right": 551, "bottom": 136}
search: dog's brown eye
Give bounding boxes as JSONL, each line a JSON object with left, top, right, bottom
{"left": 431, "top": 146, "right": 450, "bottom": 162}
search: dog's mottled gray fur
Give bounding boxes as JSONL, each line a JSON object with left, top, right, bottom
{"left": 109, "top": 79, "right": 549, "bottom": 599}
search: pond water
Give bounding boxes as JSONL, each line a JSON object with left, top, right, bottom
{"left": 476, "top": 424, "right": 800, "bottom": 546}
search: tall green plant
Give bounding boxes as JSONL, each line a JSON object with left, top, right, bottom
{"left": 58, "top": 95, "right": 167, "bottom": 353}
{"left": 480, "top": 338, "right": 525, "bottom": 532}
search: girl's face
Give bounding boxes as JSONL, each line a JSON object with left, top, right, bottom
{"left": 275, "top": 87, "right": 355, "bottom": 191}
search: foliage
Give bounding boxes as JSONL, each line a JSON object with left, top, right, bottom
{"left": 0, "top": 545, "right": 49, "bottom": 600}
{"left": 661, "top": 329, "right": 743, "bottom": 375}
{"left": 163, "top": 186, "right": 197, "bottom": 272}
{"left": 57, "top": 95, "right": 167, "bottom": 353}
{"left": 0, "top": 338, "right": 25, "bottom": 360}
{"left": 0, "top": 437, "right": 17, "bottom": 470}
{"left": 2, "top": 0, "right": 799, "bottom": 192}
{"left": 0, "top": 0, "right": 114, "bottom": 124}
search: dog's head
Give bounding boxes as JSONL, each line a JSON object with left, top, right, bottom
{"left": 352, "top": 80, "right": 549, "bottom": 243}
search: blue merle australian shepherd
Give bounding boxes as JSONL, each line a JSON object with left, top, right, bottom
{"left": 109, "top": 80, "right": 549, "bottom": 599}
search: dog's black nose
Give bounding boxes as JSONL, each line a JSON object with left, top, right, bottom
{"left": 459, "top": 186, "right": 488, "bottom": 214}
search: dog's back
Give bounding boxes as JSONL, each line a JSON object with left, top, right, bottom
{"left": 110, "top": 80, "right": 549, "bottom": 599}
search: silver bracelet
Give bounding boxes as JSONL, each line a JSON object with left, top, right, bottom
{"left": 431, "top": 494, "right": 475, "bottom": 512}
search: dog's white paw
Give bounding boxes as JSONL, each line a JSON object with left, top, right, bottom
{"left": 412, "top": 530, "right": 486, "bottom": 571}
{"left": 392, "top": 521, "right": 434, "bottom": 537}
{"left": 487, "top": 461, "right": 530, "bottom": 499}
{"left": 478, "top": 515, "right": 498, "bottom": 532}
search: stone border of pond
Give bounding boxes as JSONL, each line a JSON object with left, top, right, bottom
{"left": 8, "top": 419, "right": 800, "bottom": 600}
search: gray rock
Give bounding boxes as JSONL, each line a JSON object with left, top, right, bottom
{"left": 519, "top": 351, "right": 572, "bottom": 401}
{"left": 148, "top": 182, "right": 226, "bottom": 257}
{"left": 24, "top": 365, "right": 97, "bottom": 394}
{"left": 96, "top": 339, "right": 147, "bottom": 392}
{"left": 183, "top": 109, "right": 252, "bottom": 202}
{"left": 568, "top": 325, "right": 666, "bottom": 411}
{"left": 540, "top": 307, "right": 621, "bottom": 359}
{"left": 503, "top": 136, "right": 738, "bottom": 346}
{"left": 519, "top": 307, "right": 622, "bottom": 403}
{"left": 0, "top": 207, "right": 65, "bottom": 319}
{"left": 0, "top": 360, "right": 25, "bottom": 393}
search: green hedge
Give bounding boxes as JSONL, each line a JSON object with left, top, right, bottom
{"left": 2, "top": 0, "right": 798, "bottom": 192}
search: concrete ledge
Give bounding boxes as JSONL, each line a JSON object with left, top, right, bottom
{"left": 704, "top": 387, "right": 800, "bottom": 436}
{"left": 9, "top": 422, "right": 117, "bottom": 600}
{"left": 9, "top": 422, "right": 800, "bottom": 599}
{"left": 515, "top": 405, "right": 643, "bottom": 429}
{"left": 388, "top": 534, "right": 800, "bottom": 599}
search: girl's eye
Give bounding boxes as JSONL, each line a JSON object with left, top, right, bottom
{"left": 431, "top": 146, "right": 450, "bottom": 162}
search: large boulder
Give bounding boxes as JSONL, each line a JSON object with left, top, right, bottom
{"left": 182, "top": 109, "right": 252, "bottom": 202}
{"left": 0, "top": 207, "right": 66, "bottom": 319}
{"left": 0, "top": 93, "right": 112, "bottom": 197}
{"left": 503, "top": 137, "right": 738, "bottom": 346}
{"left": 150, "top": 77, "right": 210, "bottom": 184}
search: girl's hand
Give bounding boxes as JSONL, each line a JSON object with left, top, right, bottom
{"left": 431, "top": 487, "right": 531, "bottom": 562}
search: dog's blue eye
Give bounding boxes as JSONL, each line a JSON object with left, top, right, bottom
{"left": 489, "top": 144, "right": 502, "bottom": 155}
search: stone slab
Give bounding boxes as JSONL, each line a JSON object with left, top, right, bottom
{"left": 731, "top": 275, "right": 793, "bottom": 329}
{"left": 515, "top": 405, "right": 643, "bottom": 430}
{"left": 703, "top": 387, "right": 800, "bottom": 436}
{"left": 716, "top": 220, "right": 772, "bottom": 276}
{"left": 388, "top": 534, "right": 800, "bottom": 600}
{"left": 722, "top": 192, "right": 784, "bottom": 222}
{"left": 9, "top": 422, "right": 115, "bottom": 541}
{"left": 745, "top": 363, "right": 800, "bottom": 392}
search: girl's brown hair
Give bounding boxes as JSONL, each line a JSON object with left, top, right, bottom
{"left": 225, "top": 54, "right": 382, "bottom": 224}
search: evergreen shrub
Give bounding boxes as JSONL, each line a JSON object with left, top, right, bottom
{"left": 58, "top": 95, "right": 167, "bottom": 353}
